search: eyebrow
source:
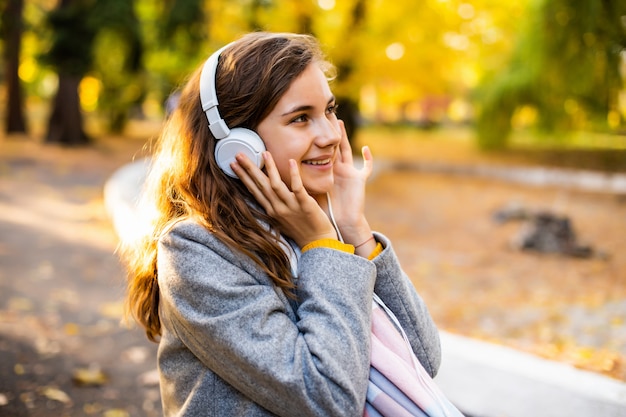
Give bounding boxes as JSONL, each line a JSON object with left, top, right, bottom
{"left": 280, "top": 95, "right": 336, "bottom": 117}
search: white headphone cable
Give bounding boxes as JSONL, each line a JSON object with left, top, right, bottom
{"left": 325, "top": 193, "right": 344, "bottom": 243}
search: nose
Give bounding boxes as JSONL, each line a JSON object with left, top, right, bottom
{"left": 314, "top": 117, "right": 341, "bottom": 148}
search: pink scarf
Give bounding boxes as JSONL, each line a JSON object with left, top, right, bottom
{"left": 364, "top": 295, "right": 464, "bottom": 417}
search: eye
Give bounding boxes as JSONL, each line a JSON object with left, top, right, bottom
{"left": 326, "top": 103, "right": 339, "bottom": 116}
{"left": 290, "top": 114, "right": 309, "bottom": 124}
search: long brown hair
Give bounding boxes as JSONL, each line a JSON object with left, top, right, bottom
{"left": 121, "top": 32, "right": 334, "bottom": 342}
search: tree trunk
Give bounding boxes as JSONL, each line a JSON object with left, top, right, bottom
{"left": 3, "top": 0, "right": 27, "bottom": 134}
{"left": 335, "top": 0, "right": 367, "bottom": 146}
{"left": 336, "top": 97, "right": 358, "bottom": 142}
{"left": 45, "top": 75, "right": 90, "bottom": 145}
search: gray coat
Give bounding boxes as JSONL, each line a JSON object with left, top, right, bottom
{"left": 157, "top": 218, "right": 441, "bottom": 416}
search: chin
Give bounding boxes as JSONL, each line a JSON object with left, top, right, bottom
{"left": 303, "top": 177, "right": 334, "bottom": 197}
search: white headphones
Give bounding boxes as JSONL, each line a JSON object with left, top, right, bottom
{"left": 199, "top": 44, "right": 266, "bottom": 178}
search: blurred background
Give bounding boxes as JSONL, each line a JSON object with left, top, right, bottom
{"left": 2, "top": 0, "right": 625, "bottom": 149}
{"left": 0, "top": 0, "right": 625, "bottom": 416}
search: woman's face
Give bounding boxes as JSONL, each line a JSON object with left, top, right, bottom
{"left": 256, "top": 62, "right": 341, "bottom": 200}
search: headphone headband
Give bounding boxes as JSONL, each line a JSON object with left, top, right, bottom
{"left": 199, "top": 45, "right": 231, "bottom": 139}
{"left": 197, "top": 42, "right": 266, "bottom": 178}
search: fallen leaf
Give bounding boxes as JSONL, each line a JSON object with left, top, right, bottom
{"left": 103, "top": 409, "right": 130, "bottom": 417}
{"left": 64, "top": 322, "right": 80, "bottom": 336}
{"left": 40, "top": 386, "right": 72, "bottom": 404}
{"left": 72, "top": 365, "right": 108, "bottom": 386}
{"left": 14, "top": 364, "right": 25, "bottom": 375}
{"left": 83, "top": 402, "right": 104, "bottom": 414}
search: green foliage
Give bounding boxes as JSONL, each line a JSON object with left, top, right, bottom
{"left": 37, "top": 0, "right": 145, "bottom": 133}
{"left": 475, "top": 0, "right": 626, "bottom": 149}
{"left": 41, "top": 0, "right": 96, "bottom": 77}
{"left": 89, "top": 0, "right": 144, "bottom": 132}
{"left": 160, "top": 0, "right": 206, "bottom": 49}
{"left": 155, "top": 0, "right": 208, "bottom": 91}
{"left": 92, "top": 29, "right": 145, "bottom": 132}
{"left": 14, "top": 0, "right": 625, "bottom": 144}
{"left": 90, "top": 0, "right": 143, "bottom": 72}
{"left": 39, "top": 0, "right": 143, "bottom": 78}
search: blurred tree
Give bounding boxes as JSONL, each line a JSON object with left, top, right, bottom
{"left": 15, "top": 0, "right": 542, "bottom": 138}
{"left": 42, "top": 0, "right": 95, "bottom": 145}
{"left": 333, "top": 0, "right": 367, "bottom": 143}
{"left": 247, "top": 0, "right": 273, "bottom": 32}
{"left": 293, "top": 0, "right": 314, "bottom": 34}
{"left": 1, "top": 0, "right": 27, "bottom": 134}
{"left": 160, "top": 0, "right": 206, "bottom": 54}
{"left": 90, "top": 0, "right": 143, "bottom": 132}
{"left": 217, "top": 0, "right": 368, "bottom": 142}
{"left": 42, "top": 0, "right": 144, "bottom": 140}
{"left": 475, "top": 0, "right": 626, "bottom": 149}
{"left": 354, "top": 0, "right": 529, "bottom": 126}
{"left": 152, "top": 0, "right": 207, "bottom": 108}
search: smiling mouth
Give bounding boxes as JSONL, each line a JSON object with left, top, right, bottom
{"left": 303, "top": 158, "right": 332, "bottom": 166}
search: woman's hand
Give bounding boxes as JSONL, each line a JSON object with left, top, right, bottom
{"left": 232, "top": 151, "right": 337, "bottom": 249}
{"left": 330, "top": 121, "right": 376, "bottom": 256}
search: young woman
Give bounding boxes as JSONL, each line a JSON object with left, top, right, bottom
{"left": 122, "top": 32, "right": 442, "bottom": 416}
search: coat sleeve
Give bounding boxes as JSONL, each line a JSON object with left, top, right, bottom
{"left": 371, "top": 232, "right": 442, "bottom": 377}
{"left": 157, "top": 221, "right": 377, "bottom": 417}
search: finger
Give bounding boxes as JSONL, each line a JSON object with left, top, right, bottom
{"left": 231, "top": 157, "right": 272, "bottom": 209}
{"left": 288, "top": 159, "right": 305, "bottom": 197}
{"left": 262, "top": 151, "right": 282, "bottom": 183}
{"left": 263, "top": 152, "right": 298, "bottom": 204}
{"left": 361, "top": 145, "right": 374, "bottom": 179}
{"left": 232, "top": 154, "right": 268, "bottom": 196}
{"left": 235, "top": 153, "right": 269, "bottom": 190}
{"left": 288, "top": 158, "right": 317, "bottom": 213}
{"left": 337, "top": 120, "right": 353, "bottom": 165}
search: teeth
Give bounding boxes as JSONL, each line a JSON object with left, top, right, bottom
{"left": 305, "top": 159, "right": 331, "bottom": 165}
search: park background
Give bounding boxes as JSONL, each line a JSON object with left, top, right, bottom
{"left": 0, "top": 0, "right": 625, "bottom": 415}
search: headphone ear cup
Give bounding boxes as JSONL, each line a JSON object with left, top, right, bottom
{"left": 215, "top": 128, "right": 266, "bottom": 178}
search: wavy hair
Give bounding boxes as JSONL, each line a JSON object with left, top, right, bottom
{"left": 121, "top": 32, "right": 334, "bottom": 342}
